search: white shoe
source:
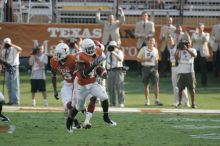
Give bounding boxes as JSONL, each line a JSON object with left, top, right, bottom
{"left": 72, "top": 119, "right": 81, "bottom": 129}
{"left": 0, "top": 114, "right": 10, "bottom": 122}
{"left": 103, "top": 116, "right": 117, "bottom": 126}
{"left": 144, "top": 101, "right": 150, "bottom": 106}
{"left": 119, "top": 104, "right": 125, "bottom": 107}
{"left": 108, "top": 120, "right": 117, "bottom": 126}
{"left": 83, "top": 122, "right": 92, "bottom": 129}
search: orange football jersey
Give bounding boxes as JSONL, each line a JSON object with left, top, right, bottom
{"left": 76, "top": 47, "right": 103, "bottom": 86}
{"left": 50, "top": 54, "right": 77, "bottom": 83}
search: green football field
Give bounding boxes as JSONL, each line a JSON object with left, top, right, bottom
{"left": 0, "top": 112, "right": 220, "bottom": 146}
{"left": 0, "top": 71, "right": 220, "bottom": 146}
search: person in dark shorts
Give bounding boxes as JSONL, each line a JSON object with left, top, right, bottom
{"left": 29, "top": 45, "right": 48, "bottom": 107}
{"left": 137, "top": 37, "right": 163, "bottom": 106}
{"left": 175, "top": 36, "right": 197, "bottom": 108}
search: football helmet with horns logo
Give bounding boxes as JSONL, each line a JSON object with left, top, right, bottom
{"left": 54, "top": 43, "right": 69, "bottom": 61}
{"left": 81, "top": 38, "right": 96, "bottom": 56}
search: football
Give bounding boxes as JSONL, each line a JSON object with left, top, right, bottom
{"left": 95, "top": 66, "right": 107, "bottom": 78}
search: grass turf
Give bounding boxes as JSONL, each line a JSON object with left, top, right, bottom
{"left": 1, "top": 70, "right": 219, "bottom": 109}
{"left": 0, "top": 112, "right": 220, "bottom": 146}
{"left": 0, "top": 71, "right": 220, "bottom": 145}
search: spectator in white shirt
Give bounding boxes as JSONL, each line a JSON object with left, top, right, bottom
{"left": 176, "top": 37, "right": 197, "bottom": 108}
{"left": 1, "top": 38, "right": 22, "bottom": 105}
{"left": 29, "top": 45, "right": 48, "bottom": 107}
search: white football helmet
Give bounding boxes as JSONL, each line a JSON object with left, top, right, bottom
{"left": 81, "top": 38, "right": 96, "bottom": 56}
{"left": 54, "top": 43, "right": 69, "bottom": 61}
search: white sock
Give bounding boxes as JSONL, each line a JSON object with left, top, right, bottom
{"left": 145, "top": 97, "right": 150, "bottom": 104}
{"left": 155, "top": 98, "right": 159, "bottom": 102}
{"left": 32, "top": 99, "right": 36, "bottom": 107}
{"left": 84, "top": 112, "right": 93, "bottom": 124}
{"left": 43, "top": 99, "right": 48, "bottom": 107}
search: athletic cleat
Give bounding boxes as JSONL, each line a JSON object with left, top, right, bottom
{"left": 0, "top": 114, "right": 10, "bottom": 122}
{"left": 66, "top": 117, "right": 73, "bottom": 133}
{"left": 154, "top": 101, "right": 163, "bottom": 106}
{"left": 103, "top": 115, "right": 117, "bottom": 126}
{"left": 175, "top": 103, "right": 182, "bottom": 108}
{"left": 191, "top": 104, "right": 197, "bottom": 109}
{"left": 83, "top": 122, "right": 92, "bottom": 129}
{"left": 72, "top": 119, "right": 81, "bottom": 129}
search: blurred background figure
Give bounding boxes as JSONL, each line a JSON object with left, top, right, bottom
{"left": 68, "top": 37, "right": 82, "bottom": 54}
{"left": 173, "top": 24, "right": 185, "bottom": 45}
{"left": 137, "top": 37, "right": 163, "bottom": 106}
{"left": 28, "top": 45, "right": 48, "bottom": 107}
{"left": 106, "top": 41, "right": 125, "bottom": 107}
{"left": 1, "top": 37, "right": 22, "bottom": 106}
{"left": 176, "top": 35, "right": 197, "bottom": 108}
{"left": 159, "top": 17, "right": 176, "bottom": 77}
{"left": 210, "top": 16, "right": 220, "bottom": 78}
{"left": 191, "top": 23, "right": 210, "bottom": 86}
{"left": 167, "top": 35, "right": 190, "bottom": 107}
{"left": 135, "top": 11, "right": 155, "bottom": 75}
{"left": 96, "top": 7, "right": 125, "bottom": 47}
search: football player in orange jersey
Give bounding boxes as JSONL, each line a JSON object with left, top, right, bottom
{"left": 50, "top": 42, "right": 82, "bottom": 128}
{"left": 66, "top": 39, "right": 117, "bottom": 133}
{"left": 51, "top": 42, "right": 104, "bottom": 130}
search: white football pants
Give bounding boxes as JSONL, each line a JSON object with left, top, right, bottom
{"left": 73, "top": 80, "right": 108, "bottom": 111}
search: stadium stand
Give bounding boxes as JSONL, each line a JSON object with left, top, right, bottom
{"left": 12, "top": 0, "right": 23, "bottom": 22}
{"left": 0, "top": 0, "right": 220, "bottom": 26}
{"left": 55, "top": 0, "right": 114, "bottom": 23}
{"left": 27, "top": 0, "right": 52, "bottom": 23}
{"left": 0, "top": 0, "right": 4, "bottom": 22}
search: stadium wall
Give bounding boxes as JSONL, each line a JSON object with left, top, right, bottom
{"left": 0, "top": 23, "right": 212, "bottom": 60}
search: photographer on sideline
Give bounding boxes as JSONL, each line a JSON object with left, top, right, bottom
{"left": 167, "top": 35, "right": 190, "bottom": 107}
{"left": 176, "top": 36, "right": 197, "bottom": 108}
{"left": 1, "top": 37, "right": 22, "bottom": 105}
{"left": 29, "top": 45, "right": 48, "bottom": 107}
{"left": 106, "top": 41, "right": 125, "bottom": 107}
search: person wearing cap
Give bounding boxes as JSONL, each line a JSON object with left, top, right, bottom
{"left": 191, "top": 23, "right": 210, "bottom": 86}
{"left": 96, "top": 8, "right": 125, "bottom": 46}
{"left": 28, "top": 45, "right": 48, "bottom": 107}
{"left": 106, "top": 41, "right": 125, "bottom": 107}
{"left": 1, "top": 37, "right": 22, "bottom": 105}
{"left": 137, "top": 37, "right": 163, "bottom": 106}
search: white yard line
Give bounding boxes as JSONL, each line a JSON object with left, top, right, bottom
{"left": 3, "top": 106, "right": 220, "bottom": 114}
